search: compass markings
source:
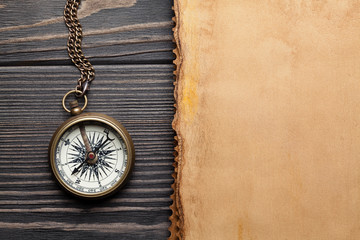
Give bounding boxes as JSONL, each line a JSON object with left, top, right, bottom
{"left": 61, "top": 138, "right": 70, "bottom": 146}
{"left": 88, "top": 167, "right": 94, "bottom": 181}
{"left": 97, "top": 165, "right": 104, "bottom": 178}
{"left": 76, "top": 137, "right": 84, "bottom": 148}
{"left": 95, "top": 132, "right": 101, "bottom": 146}
{"left": 106, "top": 157, "right": 116, "bottom": 160}
{"left": 80, "top": 164, "right": 88, "bottom": 178}
{"left": 68, "top": 152, "right": 81, "bottom": 158}
{"left": 102, "top": 141, "right": 113, "bottom": 150}
{"left": 62, "top": 127, "right": 123, "bottom": 189}
{"left": 102, "top": 159, "right": 113, "bottom": 169}
{"left": 96, "top": 135, "right": 105, "bottom": 149}
{"left": 69, "top": 145, "right": 81, "bottom": 153}
{"left": 98, "top": 164, "right": 108, "bottom": 177}
{"left": 67, "top": 157, "right": 82, "bottom": 165}
{"left": 89, "top": 132, "right": 94, "bottom": 148}
{"left": 94, "top": 167, "right": 102, "bottom": 186}
{"left": 103, "top": 149, "right": 115, "bottom": 155}
{"left": 70, "top": 137, "right": 86, "bottom": 155}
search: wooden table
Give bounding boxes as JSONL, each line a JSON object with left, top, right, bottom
{"left": 0, "top": 1, "right": 174, "bottom": 239}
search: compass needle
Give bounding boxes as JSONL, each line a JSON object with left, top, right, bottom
{"left": 79, "top": 124, "right": 92, "bottom": 153}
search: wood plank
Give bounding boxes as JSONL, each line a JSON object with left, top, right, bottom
{"left": 0, "top": 64, "right": 174, "bottom": 239}
{"left": 0, "top": 0, "right": 174, "bottom": 65}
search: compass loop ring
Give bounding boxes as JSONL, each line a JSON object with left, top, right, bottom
{"left": 62, "top": 90, "right": 88, "bottom": 113}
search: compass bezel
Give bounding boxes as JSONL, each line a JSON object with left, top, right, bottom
{"left": 48, "top": 112, "right": 135, "bottom": 199}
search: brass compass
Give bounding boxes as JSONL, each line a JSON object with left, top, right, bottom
{"left": 49, "top": 0, "right": 135, "bottom": 199}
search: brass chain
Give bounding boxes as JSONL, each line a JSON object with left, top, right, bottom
{"left": 64, "top": 0, "right": 94, "bottom": 96}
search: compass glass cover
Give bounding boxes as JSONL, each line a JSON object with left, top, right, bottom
{"left": 52, "top": 120, "right": 130, "bottom": 196}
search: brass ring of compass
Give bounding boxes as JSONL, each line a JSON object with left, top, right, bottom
{"left": 62, "top": 90, "right": 88, "bottom": 113}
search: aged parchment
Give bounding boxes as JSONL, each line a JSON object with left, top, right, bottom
{"left": 170, "top": 1, "right": 360, "bottom": 239}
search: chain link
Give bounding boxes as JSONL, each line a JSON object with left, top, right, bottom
{"left": 64, "top": 0, "right": 94, "bottom": 96}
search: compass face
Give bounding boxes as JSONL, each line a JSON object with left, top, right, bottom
{"left": 49, "top": 114, "right": 135, "bottom": 199}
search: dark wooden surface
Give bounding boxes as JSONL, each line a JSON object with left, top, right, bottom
{"left": 0, "top": 1, "right": 174, "bottom": 239}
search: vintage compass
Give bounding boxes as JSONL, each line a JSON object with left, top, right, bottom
{"left": 48, "top": 0, "right": 135, "bottom": 199}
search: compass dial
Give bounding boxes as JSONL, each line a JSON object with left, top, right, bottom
{"left": 49, "top": 114, "right": 135, "bottom": 199}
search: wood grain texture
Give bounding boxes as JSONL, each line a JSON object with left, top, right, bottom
{"left": 0, "top": 0, "right": 174, "bottom": 66}
{"left": 0, "top": 0, "right": 175, "bottom": 239}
